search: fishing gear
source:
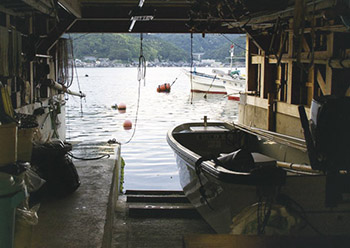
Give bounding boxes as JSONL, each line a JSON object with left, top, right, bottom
{"left": 137, "top": 33, "right": 146, "bottom": 86}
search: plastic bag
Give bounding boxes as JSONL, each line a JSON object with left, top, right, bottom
{"left": 23, "top": 166, "right": 46, "bottom": 193}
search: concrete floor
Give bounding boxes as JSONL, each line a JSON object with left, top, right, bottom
{"left": 23, "top": 142, "right": 214, "bottom": 248}
{"left": 29, "top": 156, "right": 116, "bottom": 248}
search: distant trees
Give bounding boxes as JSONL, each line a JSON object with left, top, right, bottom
{"left": 71, "top": 33, "right": 245, "bottom": 63}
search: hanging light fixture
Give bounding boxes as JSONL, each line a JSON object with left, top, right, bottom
{"left": 128, "top": 0, "right": 155, "bottom": 32}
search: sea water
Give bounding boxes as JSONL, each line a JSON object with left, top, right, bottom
{"left": 67, "top": 67, "right": 240, "bottom": 190}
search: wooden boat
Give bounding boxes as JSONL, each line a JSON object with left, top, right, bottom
{"left": 223, "top": 79, "right": 245, "bottom": 101}
{"left": 183, "top": 69, "right": 227, "bottom": 94}
{"left": 167, "top": 120, "right": 350, "bottom": 235}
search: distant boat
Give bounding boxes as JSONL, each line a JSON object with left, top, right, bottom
{"left": 183, "top": 69, "right": 227, "bottom": 94}
{"left": 213, "top": 69, "right": 245, "bottom": 101}
{"left": 183, "top": 44, "right": 245, "bottom": 96}
{"left": 167, "top": 120, "right": 350, "bottom": 235}
{"left": 183, "top": 68, "right": 245, "bottom": 96}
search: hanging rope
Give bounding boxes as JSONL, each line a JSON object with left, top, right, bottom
{"left": 138, "top": 33, "right": 146, "bottom": 86}
{"left": 190, "top": 33, "right": 194, "bottom": 104}
{"left": 68, "top": 34, "right": 85, "bottom": 116}
{"left": 121, "top": 33, "right": 144, "bottom": 145}
{"left": 203, "top": 75, "right": 217, "bottom": 99}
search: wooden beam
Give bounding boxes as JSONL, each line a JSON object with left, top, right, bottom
{"left": 287, "top": 21, "right": 293, "bottom": 104}
{"left": 267, "top": 93, "right": 275, "bottom": 131}
{"left": 316, "top": 69, "right": 327, "bottom": 95}
{"left": 230, "top": 0, "right": 335, "bottom": 26}
{"left": 251, "top": 55, "right": 264, "bottom": 64}
{"left": 37, "top": 15, "right": 76, "bottom": 53}
{"left": 58, "top": 0, "right": 81, "bottom": 18}
{"left": 325, "top": 31, "right": 334, "bottom": 94}
{"left": 246, "top": 36, "right": 258, "bottom": 92}
{"left": 22, "top": 0, "right": 54, "bottom": 17}
{"left": 268, "top": 56, "right": 350, "bottom": 68}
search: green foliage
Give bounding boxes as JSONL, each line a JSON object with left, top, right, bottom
{"left": 70, "top": 33, "right": 246, "bottom": 63}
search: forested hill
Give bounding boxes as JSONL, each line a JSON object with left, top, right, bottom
{"left": 70, "top": 33, "right": 245, "bottom": 63}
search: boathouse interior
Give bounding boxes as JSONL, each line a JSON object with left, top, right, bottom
{"left": 1, "top": 0, "right": 349, "bottom": 139}
{"left": 1, "top": 0, "right": 350, "bottom": 247}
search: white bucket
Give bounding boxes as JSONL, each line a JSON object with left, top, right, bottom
{"left": 0, "top": 123, "right": 17, "bottom": 166}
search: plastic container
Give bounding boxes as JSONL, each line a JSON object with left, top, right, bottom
{"left": 0, "top": 172, "right": 27, "bottom": 248}
{"left": 17, "top": 128, "right": 35, "bottom": 162}
{"left": 0, "top": 123, "right": 17, "bottom": 166}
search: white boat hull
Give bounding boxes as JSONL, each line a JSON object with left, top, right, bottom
{"left": 184, "top": 70, "right": 226, "bottom": 94}
{"left": 167, "top": 122, "right": 350, "bottom": 235}
{"left": 223, "top": 80, "right": 245, "bottom": 101}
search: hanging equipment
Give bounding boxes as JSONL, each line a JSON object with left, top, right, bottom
{"left": 138, "top": 33, "right": 146, "bottom": 86}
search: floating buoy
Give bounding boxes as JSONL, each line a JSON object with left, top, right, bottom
{"left": 118, "top": 103, "right": 126, "bottom": 111}
{"left": 157, "top": 83, "right": 171, "bottom": 93}
{"left": 85, "top": 74, "right": 89, "bottom": 77}
{"left": 123, "top": 120, "right": 132, "bottom": 130}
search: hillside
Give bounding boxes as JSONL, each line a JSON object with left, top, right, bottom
{"left": 70, "top": 33, "right": 245, "bottom": 63}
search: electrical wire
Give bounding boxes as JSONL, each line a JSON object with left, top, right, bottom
{"left": 220, "top": 33, "right": 248, "bottom": 53}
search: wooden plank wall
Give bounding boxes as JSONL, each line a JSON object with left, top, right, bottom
{"left": 244, "top": 14, "right": 350, "bottom": 133}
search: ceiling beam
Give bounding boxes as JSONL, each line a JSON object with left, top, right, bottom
{"left": 68, "top": 19, "right": 240, "bottom": 33}
{"left": 58, "top": 0, "right": 81, "bottom": 18}
{"left": 80, "top": 5, "right": 190, "bottom": 19}
{"left": 22, "top": 0, "right": 54, "bottom": 16}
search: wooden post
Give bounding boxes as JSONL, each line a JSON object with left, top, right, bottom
{"left": 287, "top": 20, "right": 294, "bottom": 104}
{"left": 325, "top": 31, "right": 334, "bottom": 95}
{"left": 267, "top": 93, "right": 275, "bottom": 131}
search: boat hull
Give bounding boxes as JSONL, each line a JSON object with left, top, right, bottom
{"left": 223, "top": 80, "right": 244, "bottom": 101}
{"left": 167, "top": 122, "right": 350, "bottom": 235}
{"left": 184, "top": 70, "right": 226, "bottom": 94}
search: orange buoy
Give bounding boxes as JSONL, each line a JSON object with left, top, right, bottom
{"left": 157, "top": 83, "right": 171, "bottom": 93}
{"left": 118, "top": 103, "right": 126, "bottom": 111}
{"left": 123, "top": 120, "right": 132, "bottom": 130}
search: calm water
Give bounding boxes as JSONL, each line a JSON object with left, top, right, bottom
{"left": 67, "top": 67, "right": 240, "bottom": 190}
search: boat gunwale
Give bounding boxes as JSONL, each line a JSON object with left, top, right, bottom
{"left": 167, "top": 121, "right": 324, "bottom": 185}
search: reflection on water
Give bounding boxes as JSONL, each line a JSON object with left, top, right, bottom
{"left": 67, "top": 67, "right": 239, "bottom": 190}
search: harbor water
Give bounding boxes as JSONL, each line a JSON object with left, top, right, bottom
{"left": 67, "top": 67, "right": 240, "bottom": 190}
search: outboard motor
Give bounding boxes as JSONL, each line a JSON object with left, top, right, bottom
{"left": 299, "top": 96, "right": 350, "bottom": 207}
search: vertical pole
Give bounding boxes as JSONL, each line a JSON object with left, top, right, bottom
{"left": 267, "top": 93, "right": 275, "bottom": 131}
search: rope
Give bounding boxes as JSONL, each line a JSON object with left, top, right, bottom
{"left": 68, "top": 152, "right": 110, "bottom": 161}
{"left": 170, "top": 72, "right": 182, "bottom": 87}
{"left": 137, "top": 33, "right": 146, "bottom": 85}
{"left": 121, "top": 79, "right": 141, "bottom": 145}
{"left": 68, "top": 34, "right": 85, "bottom": 115}
{"left": 203, "top": 75, "right": 217, "bottom": 99}
{"left": 121, "top": 33, "right": 144, "bottom": 145}
{"left": 190, "top": 33, "right": 194, "bottom": 104}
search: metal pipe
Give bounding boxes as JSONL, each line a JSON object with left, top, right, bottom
{"left": 44, "top": 79, "right": 86, "bottom": 97}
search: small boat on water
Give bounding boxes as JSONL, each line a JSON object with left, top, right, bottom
{"left": 167, "top": 119, "right": 350, "bottom": 235}
{"left": 213, "top": 69, "right": 245, "bottom": 101}
{"left": 183, "top": 68, "right": 245, "bottom": 97}
{"left": 183, "top": 69, "right": 227, "bottom": 94}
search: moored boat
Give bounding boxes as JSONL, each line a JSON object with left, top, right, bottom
{"left": 223, "top": 79, "right": 245, "bottom": 101}
{"left": 183, "top": 69, "right": 227, "bottom": 94}
{"left": 167, "top": 120, "right": 350, "bottom": 235}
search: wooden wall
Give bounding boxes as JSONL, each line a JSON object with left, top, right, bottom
{"left": 239, "top": 13, "right": 350, "bottom": 138}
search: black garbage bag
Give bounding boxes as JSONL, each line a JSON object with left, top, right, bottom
{"left": 31, "top": 140, "right": 80, "bottom": 198}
